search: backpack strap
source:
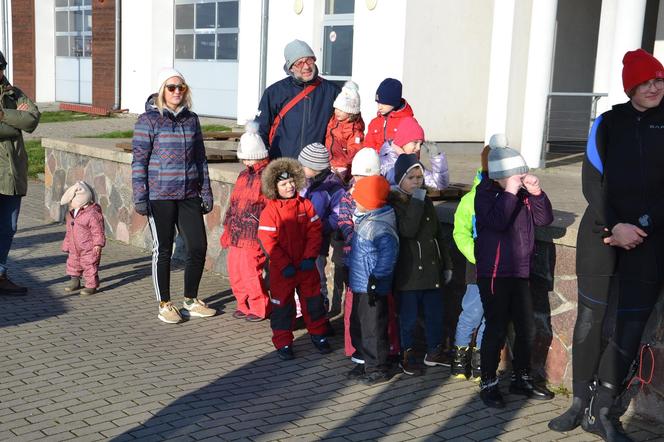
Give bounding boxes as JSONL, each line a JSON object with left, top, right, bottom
{"left": 268, "top": 78, "right": 321, "bottom": 146}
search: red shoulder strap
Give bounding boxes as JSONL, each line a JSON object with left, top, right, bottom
{"left": 268, "top": 78, "right": 321, "bottom": 146}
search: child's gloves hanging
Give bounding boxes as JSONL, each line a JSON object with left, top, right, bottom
{"left": 443, "top": 269, "right": 453, "bottom": 285}
{"left": 299, "top": 258, "right": 316, "bottom": 271}
{"left": 134, "top": 201, "right": 149, "bottom": 216}
{"left": 282, "top": 264, "right": 296, "bottom": 278}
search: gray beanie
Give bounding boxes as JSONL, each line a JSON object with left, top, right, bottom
{"left": 487, "top": 134, "right": 529, "bottom": 180}
{"left": 284, "top": 39, "right": 315, "bottom": 72}
{"left": 298, "top": 142, "right": 330, "bottom": 171}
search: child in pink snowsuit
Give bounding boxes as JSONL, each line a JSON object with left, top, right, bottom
{"left": 61, "top": 181, "right": 105, "bottom": 295}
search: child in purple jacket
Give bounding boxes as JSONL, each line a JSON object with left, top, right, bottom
{"left": 474, "top": 134, "right": 554, "bottom": 409}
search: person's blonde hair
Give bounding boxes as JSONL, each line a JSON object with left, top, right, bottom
{"left": 155, "top": 78, "right": 193, "bottom": 115}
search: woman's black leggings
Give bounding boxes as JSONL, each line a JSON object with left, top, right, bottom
{"left": 147, "top": 198, "right": 207, "bottom": 302}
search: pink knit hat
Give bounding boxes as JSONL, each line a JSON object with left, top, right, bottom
{"left": 393, "top": 117, "right": 425, "bottom": 148}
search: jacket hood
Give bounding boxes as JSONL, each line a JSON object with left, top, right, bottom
{"left": 355, "top": 205, "right": 397, "bottom": 232}
{"left": 388, "top": 188, "right": 411, "bottom": 205}
{"left": 145, "top": 93, "right": 158, "bottom": 112}
{"left": 261, "top": 158, "right": 306, "bottom": 200}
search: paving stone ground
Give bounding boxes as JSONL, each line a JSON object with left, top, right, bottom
{"left": 2, "top": 185, "right": 664, "bottom": 442}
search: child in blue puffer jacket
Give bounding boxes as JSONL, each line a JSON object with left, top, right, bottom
{"left": 348, "top": 175, "right": 399, "bottom": 386}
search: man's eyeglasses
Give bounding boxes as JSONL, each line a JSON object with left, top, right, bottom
{"left": 165, "top": 84, "right": 188, "bottom": 93}
{"left": 637, "top": 78, "right": 664, "bottom": 92}
{"left": 292, "top": 57, "right": 315, "bottom": 69}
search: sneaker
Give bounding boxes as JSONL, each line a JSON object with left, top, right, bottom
{"left": 232, "top": 310, "right": 247, "bottom": 319}
{"left": 0, "top": 275, "right": 27, "bottom": 296}
{"left": 245, "top": 314, "right": 265, "bottom": 322}
{"left": 310, "top": 335, "right": 332, "bottom": 354}
{"left": 182, "top": 298, "right": 216, "bottom": 318}
{"left": 80, "top": 287, "right": 96, "bottom": 295}
{"left": 276, "top": 345, "right": 295, "bottom": 361}
{"left": 350, "top": 353, "right": 365, "bottom": 365}
{"left": 158, "top": 302, "right": 183, "bottom": 324}
{"left": 346, "top": 363, "right": 366, "bottom": 380}
{"left": 362, "top": 370, "right": 390, "bottom": 386}
{"left": 399, "top": 348, "right": 423, "bottom": 376}
{"left": 451, "top": 346, "right": 470, "bottom": 379}
{"left": 64, "top": 277, "right": 81, "bottom": 292}
{"left": 424, "top": 344, "right": 450, "bottom": 367}
{"left": 480, "top": 378, "right": 505, "bottom": 409}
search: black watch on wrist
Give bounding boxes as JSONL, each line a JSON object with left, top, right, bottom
{"left": 638, "top": 214, "right": 651, "bottom": 229}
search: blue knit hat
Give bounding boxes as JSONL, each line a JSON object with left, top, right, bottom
{"left": 394, "top": 153, "right": 424, "bottom": 187}
{"left": 375, "top": 78, "right": 402, "bottom": 107}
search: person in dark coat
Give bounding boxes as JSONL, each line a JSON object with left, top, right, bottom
{"left": 256, "top": 40, "right": 340, "bottom": 159}
{"left": 474, "top": 134, "right": 554, "bottom": 409}
{"left": 549, "top": 49, "right": 664, "bottom": 442}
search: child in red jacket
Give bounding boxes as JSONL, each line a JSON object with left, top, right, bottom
{"left": 325, "top": 80, "right": 365, "bottom": 183}
{"left": 258, "top": 158, "right": 333, "bottom": 360}
{"left": 60, "top": 181, "right": 106, "bottom": 295}
{"left": 221, "top": 121, "right": 270, "bottom": 321}
{"left": 364, "top": 78, "right": 416, "bottom": 151}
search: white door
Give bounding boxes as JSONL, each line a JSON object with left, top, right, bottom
{"left": 173, "top": 0, "right": 239, "bottom": 117}
{"left": 54, "top": 0, "right": 92, "bottom": 104}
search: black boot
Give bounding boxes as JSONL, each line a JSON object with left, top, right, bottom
{"left": 581, "top": 381, "right": 633, "bottom": 442}
{"left": 451, "top": 346, "right": 470, "bottom": 379}
{"left": 470, "top": 348, "right": 481, "bottom": 379}
{"left": 480, "top": 377, "right": 505, "bottom": 408}
{"left": 509, "top": 369, "right": 555, "bottom": 400}
{"left": 548, "top": 381, "right": 591, "bottom": 432}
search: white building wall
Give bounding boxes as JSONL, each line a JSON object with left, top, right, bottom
{"left": 121, "top": 0, "right": 174, "bottom": 114}
{"left": 403, "top": 0, "right": 492, "bottom": 142}
{"left": 352, "top": 1, "right": 407, "bottom": 125}
{"left": 235, "top": 0, "right": 263, "bottom": 124}
{"left": 34, "top": 0, "right": 56, "bottom": 102}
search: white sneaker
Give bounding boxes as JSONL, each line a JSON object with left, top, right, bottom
{"left": 182, "top": 298, "right": 216, "bottom": 318}
{"left": 158, "top": 302, "right": 183, "bottom": 324}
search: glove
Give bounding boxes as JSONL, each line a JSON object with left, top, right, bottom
{"left": 367, "top": 274, "right": 378, "bottom": 306}
{"left": 412, "top": 188, "right": 427, "bottom": 201}
{"left": 299, "top": 257, "right": 316, "bottom": 271}
{"left": 201, "top": 197, "right": 213, "bottom": 215}
{"left": 443, "top": 269, "right": 453, "bottom": 285}
{"left": 281, "top": 264, "right": 296, "bottom": 278}
{"left": 134, "top": 201, "right": 149, "bottom": 216}
{"left": 425, "top": 141, "right": 442, "bottom": 157}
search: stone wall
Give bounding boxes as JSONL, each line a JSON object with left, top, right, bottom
{"left": 43, "top": 138, "right": 663, "bottom": 422}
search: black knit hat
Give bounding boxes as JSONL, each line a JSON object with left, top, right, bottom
{"left": 394, "top": 153, "right": 424, "bottom": 187}
{"left": 0, "top": 51, "right": 6, "bottom": 70}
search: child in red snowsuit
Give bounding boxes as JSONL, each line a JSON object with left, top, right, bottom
{"left": 325, "top": 80, "right": 365, "bottom": 183}
{"left": 60, "top": 181, "right": 105, "bottom": 295}
{"left": 221, "top": 121, "right": 270, "bottom": 321}
{"left": 258, "top": 158, "right": 333, "bottom": 360}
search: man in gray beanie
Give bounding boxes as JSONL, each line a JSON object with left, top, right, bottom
{"left": 0, "top": 50, "right": 41, "bottom": 295}
{"left": 256, "top": 40, "right": 340, "bottom": 159}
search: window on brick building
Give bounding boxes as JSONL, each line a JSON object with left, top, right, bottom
{"left": 55, "top": 0, "right": 92, "bottom": 57}
{"left": 321, "top": 0, "right": 354, "bottom": 88}
{"left": 174, "top": 0, "right": 239, "bottom": 61}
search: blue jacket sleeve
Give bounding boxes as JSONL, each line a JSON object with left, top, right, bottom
{"left": 373, "top": 233, "right": 399, "bottom": 294}
{"left": 256, "top": 87, "right": 275, "bottom": 147}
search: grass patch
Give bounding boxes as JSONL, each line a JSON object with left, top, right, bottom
{"left": 40, "top": 111, "right": 108, "bottom": 123}
{"left": 86, "top": 124, "right": 232, "bottom": 139}
{"left": 25, "top": 140, "right": 44, "bottom": 178}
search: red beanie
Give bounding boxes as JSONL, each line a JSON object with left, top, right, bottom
{"left": 352, "top": 175, "right": 390, "bottom": 210}
{"left": 393, "top": 117, "right": 425, "bottom": 148}
{"left": 622, "top": 49, "right": 664, "bottom": 93}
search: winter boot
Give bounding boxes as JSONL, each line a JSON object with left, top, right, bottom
{"left": 399, "top": 348, "right": 423, "bottom": 376}
{"left": 509, "top": 369, "right": 554, "bottom": 400}
{"left": 480, "top": 376, "right": 505, "bottom": 409}
{"left": 0, "top": 275, "right": 27, "bottom": 296}
{"left": 451, "top": 346, "right": 470, "bottom": 379}
{"left": 470, "top": 347, "right": 482, "bottom": 380}
{"left": 581, "top": 381, "right": 633, "bottom": 442}
{"left": 64, "top": 277, "right": 81, "bottom": 292}
{"left": 548, "top": 380, "right": 591, "bottom": 432}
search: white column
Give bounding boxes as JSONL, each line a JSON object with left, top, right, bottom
{"left": 593, "top": 0, "right": 618, "bottom": 114}
{"left": 483, "top": 0, "right": 516, "bottom": 144}
{"left": 607, "top": 0, "right": 646, "bottom": 107}
{"left": 520, "top": 0, "right": 558, "bottom": 168}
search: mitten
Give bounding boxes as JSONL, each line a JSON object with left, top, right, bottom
{"left": 367, "top": 274, "right": 378, "bottom": 306}
{"left": 134, "top": 201, "right": 149, "bottom": 216}
{"left": 281, "top": 264, "right": 296, "bottom": 278}
{"left": 299, "top": 258, "right": 316, "bottom": 271}
{"left": 201, "top": 197, "right": 213, "bottom": 214}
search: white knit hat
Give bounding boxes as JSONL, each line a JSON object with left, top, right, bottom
{"left": 60, "top": 181, "right": 94, "bottom": 209}
{"left": 487, "top": 133, "right": 529, "bottom": 180}
{"left": 156, "top": 67, "right": 185, "bottom": 90}
{"left": 237, "top": 120, "right": 268, "bottom": 160}
{"left": 333, "top": 81, "right": 361, "bottom": 115}
{"left": 351, "top": 147, "right": 380, "bottom": 177}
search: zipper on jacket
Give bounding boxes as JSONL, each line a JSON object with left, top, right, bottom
{"left": 491, "top": 241, "right": 501, "bottom": 295}
{"left": 434, "top": 238, "right": 442, "bottom": 260}
{"left": 416, "top": 240, "right": 422, "bottom": 262}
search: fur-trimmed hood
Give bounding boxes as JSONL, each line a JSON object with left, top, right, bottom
{"left": 261, "top": 158, "right": 306, "bottom": 200}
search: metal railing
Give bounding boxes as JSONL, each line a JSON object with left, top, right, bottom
{"left": 542, "top": 92, "right": 608, "bottom": 157}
